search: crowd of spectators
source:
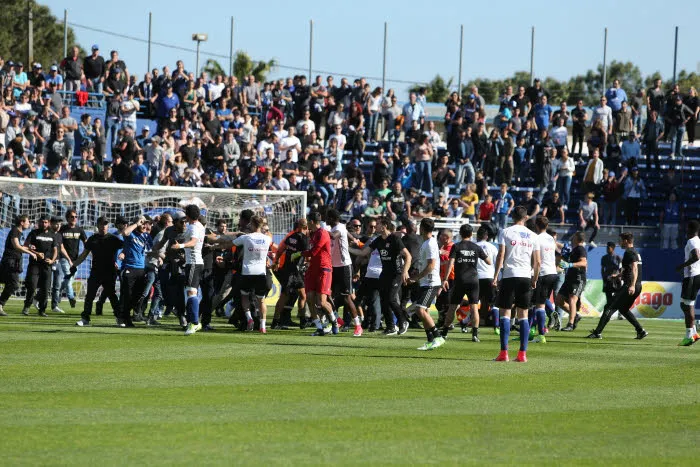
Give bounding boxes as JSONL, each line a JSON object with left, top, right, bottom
{"left": 0, "top": 46, "right": 698, "bottom": 232}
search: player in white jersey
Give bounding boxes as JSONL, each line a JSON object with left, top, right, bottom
{"left": 170, "top": 204, "right": 206, "bottom": 336}
{"left": 407, "top": 218, "right": 446, "bottom": 351}
{"left": 326, "top": 209, "right": 362, "bottom": 336}
{"left": 475, "top": 226, "right": 500, "bottom": 334}
{"left": 233, "top": 215, "right": 273, "bottom": 333}
{"left": 492, "top": 206, "right": 540, "bottom": 362}
{"left": 530, "top": 216, "right": 558, "bottom": 344}
{"left": 676, "top": 219, "right": 700, "bottom": 346}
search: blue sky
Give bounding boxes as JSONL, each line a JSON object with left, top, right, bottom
{"left": 43, "top": 0, "right": 699, "bottom": 97}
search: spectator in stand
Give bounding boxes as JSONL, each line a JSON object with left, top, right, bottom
{"left": 472, "top": 123, "right": 488, "bottom": 171}
{"left": 364, "top": 196, "right": 385, "bottom": 218}
{"left": 412, "top": 133, "right": 433, "bottom": 194}
{"left": 345, "top": 190, "right": 367, "bottom": 217}
{"left": 525, "top": 79, "right": 549, "bottom": 116}
{"left": 453, "top": 127, "right": 475, "bottom": 191}
{"left": 591, "top": 96, "right": 613, "bottom": 136}
{"left": 600, "top": 170, "right": 620, "bottom": 225}
{"left": 631, "top": 88, "right": 644, "bottom": 135}
{"left": 587, "top": 120, "right": 607, "bottom": 157}
{"left": 542, "top": 191, "right": 565, "bottom": 224}
{"left": 511, "top": 85, "right": 530, "bottom": 117}
{"left": 581, "top": 146, "right": 604, "bottom": 196}
{"left": 60, "top": 46, "right": 82, "bottom": 93}
{"left": 605, "top": 79, "right": 628, "bottom": 117}
{"left": 494, "top": 183, "right": 514, "bottom": 230}
{"left": 83, "top": 45, "right": 105, "bottom": 95}
{"left": 432, "top": 154, "right": 454, "bottom": 201}
{"left": 553, "top": 147, "right": 575, "bottom": 207}
{"left": 533, "top": 95, "right": 553, "bottom": 131}
{"left": 58, "top": 106, "right": 78, "bottom": 156}
{"left": 105, "top": 50, "right": 129, "bottom": 87}
{"left": 45, "top": 65, "right": 63, "bottom": 91}
{"left": 365, "top": 87, "right": 383, "bottom": 143}
{"left": 622, "top": 166, "right": 646, "bottom": 225}
{"left": 120, "top": 90, "right": 139, "bottom": 130}
{"left": 646, "top": 78, "right": 665, "bottom": 117}
{"left": 402, "top": 92, "right": 424, "bottom": 133}
{"left": 684, "top": 87, "right": 699, "bottom": 146}
{"left": 458, "top": 183, "right": 479, "bottom": 221}
{"left": 484, "top": 128, "right": 502, "bottom": 183}
{"left": 620, "top": 133, "right": 641, "bottom": 168}
{"left": 446, "top": 198, "right": 464, "bottom": 218}
{"left": 12, "top": 62, "right": 28, "bottom": 99}
{"left": 578, "top": 192, "right": 600, "bottom": 248}
{"left": 478, "top": 193, "right": 495, "bottom": 223}
{"left": 614, "top": 100, "right": 633, "bottom": 142}
{"left": 641, "top": 110, "right": 663, "bottom": 171}
{"left": 499, "top": 128, "right": 514, "bottom": 185}
{"left": 552, "top": 101, "right": 570, "bottom": 127}
{"left": 522, "top": 189, "right": 540, "bottom": 220}
{"left": 658, "top": 167, "right": 680, "bottom": 199}
{"left": 664, "top": 94, "right": 693, "bottom": 159}
{"left": 550, "top": 117, "right": 568, "bottom": 153}
{"left": 534, "top": 133, "right": 556, "bottom": 204}
{"left": 659, "top": 192, "right": 681, "bottom": 249}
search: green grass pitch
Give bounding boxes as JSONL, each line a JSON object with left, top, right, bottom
{"left": 1, "top": 300, "right": 699, "bottom": 465}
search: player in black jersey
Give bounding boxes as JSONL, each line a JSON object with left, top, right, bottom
{"left": 398, "top": 219, "right": 422, "bottom": 328}
{"left": 72, "top": 217, "right": 123, "bottom": 326}
{"left": 0, "top": 215, "right": 35, "bottom": 316}
{"left": 441, "top": 224, "right": 491, "bottom": 341}
{"left": 22, "top": 215, "right": 58, "bottom": 317}
{"left": 557, "top": 232, "right": 587, "bottom": 331}
{"left": 351, "top": 217, "right": 412, "bottom": 335}
{"left": 588, "top": 232, "right": 648, "bottom": 339}
{"left": 272, "top": 219, "right": 309, "bottom": 330}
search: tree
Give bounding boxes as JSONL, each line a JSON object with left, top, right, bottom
{"left": 202, "top": 59, "right": 226, "bottom": 79}
{"left": 409, "top": 74, "right": 453, "bottom": 103}
{"left": 232, "top": 51, "right": 276, "bottom": 83}
{"left": 0, "top": 0, "right": 82, "bottom": 68}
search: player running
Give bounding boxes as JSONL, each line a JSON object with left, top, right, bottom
{"left": 587, "top": 232, "right": 648, "bottom": 339}
{"left": 293, "top": 212, "right": 338, "bottom": 336}
{"left": 530, "top": 216, "right": 559, "bottom": 343}
{"left": 408, "top": 218, "right": 446, "bottom": 350}
{"left": 492, "top": 206, "right": 541, "bottom": 362}
{"left": 441, "top": 223, "right": 491, "bottom": 342}
{"left": 72, "top": 217, "right": 123, "bottom": 326}
{"left": 326, "top": 209, "right": 363, "bottom": 336}
{"left": 350, "top": 217, "right": 412, "bottom": 335}
{"left": 675, "top": 220, "right": 700, "bottom": 346}
{"left": 556, "top": 231, "right": 587, "bottom": 332}
{"left": 0, "top": 215, "right": 35, "bottom": 316}
{"left": 170, "top": 205, "right": 206, "bottom": 336}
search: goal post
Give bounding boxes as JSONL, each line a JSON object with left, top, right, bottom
{"left": 0, "top": 177, "right": 307, "bottom": 300}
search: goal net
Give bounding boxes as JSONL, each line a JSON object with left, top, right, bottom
{"left": 0, "top": 177, "right": 306, "bottom": 300}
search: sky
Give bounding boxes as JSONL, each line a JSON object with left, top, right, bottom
{"left": 43, "top": 0, "right": 699, "bottom": 97}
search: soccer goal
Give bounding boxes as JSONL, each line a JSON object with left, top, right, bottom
{"left": 0, "top": 177, "right": 307, "bottom": 300}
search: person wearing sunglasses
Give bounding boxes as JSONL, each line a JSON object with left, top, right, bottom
{"left": 53, "top": 209, "right": 87, "bottom": 313}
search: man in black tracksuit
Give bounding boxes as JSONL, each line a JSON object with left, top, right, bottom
{"left": 0, "top": 215, "right": 35, "bottom": 316}
{"left": 72, "top": 217, "right": 123, "bottom": 326}
{"left": 22, "top": 215, "right": 58, "bottom": 317}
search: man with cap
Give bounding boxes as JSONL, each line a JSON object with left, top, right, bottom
{"left": 60, "top": 45, "right": 82, "bottom": 92}
{"left": 106, "top": 50, "right": 129, "bottom": 86}
{"left": 156, "top": 82, "right": 180, "bottom": 122}
{"left": 46, "top": 65, "right": 64, "bottom": 90}
{"left": 21, "top": 215, "right": 58, "bottom": 317}
{"left": 83, "top": 44, "right": 105, "bottom": 95}
{"left": 48, "top": 215, "right": 69, "bottom": 313}
{"left": 72, "top": 217, "right": 123, "bottom": 326}
{"left": 120, "top": 90, "right": 140, "bottom": 130}
{"left": 29, "top": 63, "right": 46, "bottom": 88}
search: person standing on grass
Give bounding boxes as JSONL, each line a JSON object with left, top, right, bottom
{"left": 0, "top": 215, "right": 36, "bottom": 316}
{"left": 597, "top": 241, "right": 622, "bottom": 328}
{"left": 587, "top": 232, "right": 648, "bottom": 340}
{"left": 73, "top": 217, "right": 123, "bottom": 326}
{"left": 21, "top": 215, "right": 58, "bottom": 318}
{"left": 293, "top": 212, "right": 338, "bottom": 336}
{"left": 492, "top": 206, "right": 540, "bottom": 362}
{"left": 56, "top": 209, "right": 87, "bottom": 312}
{"left": 530, "top": 216, "right": 559, "bottom": 344}
{"left": 555, "top": 231, "right": 587, "bottom": 332}
{"left": 119, "top": 216, "right": 150, "bottom": 328}
{"left": 475, "top": 226, "right": 500, "bottom": 334}
{"left": 350, "top": 217, "right": 412, "bottom": 336}
{"left": 228, "top": 215, "right": 273, "bottom": 334}
{"left": 170, "top": 205, "right": 206, "bottom": 336}
{"left": 326, "top": 209, "right": 363, "bottom": 337}
{"left": 674, "top": 220, "right": 700, "bottom": 346}
{"left": 406, "top": 218, "right": 445, "bottom": 351}
{"left": 272, "top": 219, "right": 309, "bottom": 330}
{"left": 441, "top": 223, "right": 491, "bottom": 341}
